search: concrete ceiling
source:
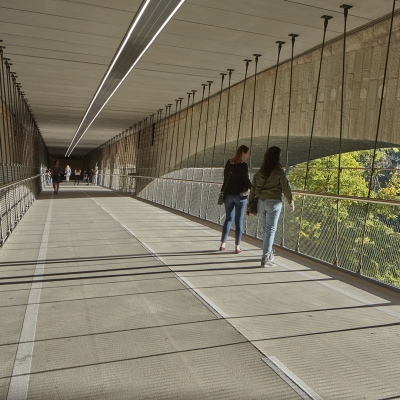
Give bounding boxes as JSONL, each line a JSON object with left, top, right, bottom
{"left": 0, "top": 0, "right": 397, "bottom": 157}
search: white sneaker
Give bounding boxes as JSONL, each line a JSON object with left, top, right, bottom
{"left": 261, "top": 253, "right": 275, "bottom": 267}
{"left": 270, "top": 251, "right": 275, "bottom": 262}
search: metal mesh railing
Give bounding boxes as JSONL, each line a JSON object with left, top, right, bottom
{"left": 0, "top": 175, "right": 44, "bottom": 243}
{"left": 96, "top": 169, "right": 400, "bottom": 289}
{"left": 0, "top": 46, "right": 49, "bottom": 245}
{"left": 84, "top": 5, "right": 400, "bottom": 289}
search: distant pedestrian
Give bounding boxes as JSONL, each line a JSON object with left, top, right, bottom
{"left": 52, "top": 160, "right": 64, "bottom": 194}
{"left": 45, "top": 169, "right": 52, "bottom": 185}
{"left": 247, "top": 146, "right": 294, "bottom": 267}
{"left": 219, "top": 145, "right": 252, "bottom": 254}
{"left": 92, "top": 165, "right": 99, "bottom": 185}
{"left": 65, "top": 165, "right": 71, "bottom": 182}
{"left": 85, "top": 166, "right": 92, "bottom": 185}
{"left": 74, "top": 167, "right": 81, "bottom": 185}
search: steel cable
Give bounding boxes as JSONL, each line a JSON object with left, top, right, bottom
{"left": 0, "top": 47, "right": 8, "bottom": 186}
{"left": 245, "top": 54, "right": 261, "bottom": 235}
{"left": 199, "top": 81, "right": 213, "bottom": 216}
{"left": 296, "top": 15, "right": 332, "bottom": 253}
{"left": 168, "top": 99, "right": 183, "bottom": 174}
{"left": 174, "top": 93, "right": 191, "bottom": 208}
{"left": 222, "top": 69, "right": 234, "bottom": 167}
{"left": 249, "top": 54, "right": 261, "bottom": 174}
{"left": 171, "top": 98, "right": 183, "bottom": 207}
{"left": 236, "top": 59, "right": 252, "bottom": 149}
{"left": 335, "top": 4, "right": 352, "bottom": 266}
{"left": 281, "top": 33, "right": 298, "bottom": 247}
{"left": 266, "top": 41, "right": 285, "bottom": 149}
{"left": 184, "top": 90, "right": 196, "bottom": 213}
{"left": 192, "top": 84, "right": 207, "bottom": 178}
{"left": 357, "top": 0, "right": 396, "bottom": 274}
{"left": 205, "top": 73, "right": 226, "bottom": 220}
{"left": 1, "top": 58, "right": 14, "bottom": 230}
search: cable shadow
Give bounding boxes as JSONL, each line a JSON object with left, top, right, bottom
{"left": 0, "top": 340, "right": 256, "bottom": 380}
{"left": 0, "top": 249, "right": 240, "bottom": 268}
{"left": 0, "top": 302, "right": 393, "bottom": 348}
{"left": 0, "top": 277, "right": 333, "bottom": 308}
{"left": 250, "top": 320, "right": 400, "bottom": 342}
{"left": 2, "top": 320, "right": 400, "bottom": 379}
{"left": 0, "top": 263, "right": 288, "bottom": 286}
{"left": 0, "top": 268, "right": 310, "bottom": 294}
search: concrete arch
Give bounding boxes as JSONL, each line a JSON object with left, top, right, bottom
{"left": 133, "top": 13, "right": 400, "bottom": 178}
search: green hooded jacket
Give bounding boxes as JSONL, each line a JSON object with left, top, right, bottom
{"left": 248, "top": 167, "right": 293, "bottom": 205}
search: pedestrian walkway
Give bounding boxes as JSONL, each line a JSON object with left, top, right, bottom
{"left": 1, "top": 185, "right": 400, "bottom": 400}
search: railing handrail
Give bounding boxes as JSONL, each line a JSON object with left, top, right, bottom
{"left": 100, "top": 173, "right": 400, "bottom": 207}
{"left": 291, "top": 189, "right": 400, "bottom": 207}
{"left": 0, "top": 174, "right": 42, "bottom": 192}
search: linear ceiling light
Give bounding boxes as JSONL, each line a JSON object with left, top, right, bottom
{"left": 66, "top": 0, "right": 185, "bottom": 157}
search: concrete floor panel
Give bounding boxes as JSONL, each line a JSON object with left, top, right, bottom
{"left": 0, "top": 378, "right": 11, "bottom": 400}
{"left": 0, "top": 344, "right": 18, "bottom": 378}
{"left": 30, "top": 319, "right": 247, "bottom": 372}
{"left": 33, "top": 289, "right": 218, "bottom": 341}
{"left": 0, "top": 305, "right": 27, "bottom": 345}
{"left": 2, "top": 186, "right": 400, "bottom": 398}
{"left": 254, "top": 326, "right": 400, "bottom": 400}
{"left": 37, "top": 271, "right": 184, "bottom": 303}
{"left": 0, "top": 287, "right": 31, "bottom": 307}
{"left": 27, "top": 343, "right": 300, "bottom": 400}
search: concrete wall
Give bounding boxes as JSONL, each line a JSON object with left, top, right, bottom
{"left": 89, "top": 12, "right": 400, "bottom": 175}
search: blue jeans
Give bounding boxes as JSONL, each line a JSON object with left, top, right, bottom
{"left": 258, "top": 199, "right": 282, "bottom": 257}
{"left": 221, "top": 194, "right": 247, "bottom": 245}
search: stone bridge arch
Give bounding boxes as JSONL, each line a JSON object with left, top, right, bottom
{"left": 132, "top": 14, "right": 400, "bottom": 179}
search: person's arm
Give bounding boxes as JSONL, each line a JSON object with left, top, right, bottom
{"left": 247, "top": 175, "right": 257, "bottom": 206}
{"left": 221, "top": 162, "right": 229, "bottom": 190}
{"left": 242, "top": 164, "right": 252, "bottom": 189}
{"left": 280, "top": 170, "right": 295, "bottom": 212}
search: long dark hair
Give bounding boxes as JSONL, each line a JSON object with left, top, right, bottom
{"left": 261, "top": 146, "right": 282, "bottom": 180}
{"left": 230, "top": 145, "right": 249, "bottom": 164}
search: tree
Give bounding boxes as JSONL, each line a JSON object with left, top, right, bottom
{"left": 280, "top": 149, "right": 400, "bottom": 287}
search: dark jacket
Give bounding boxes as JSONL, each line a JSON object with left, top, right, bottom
{"left": 248, "top": 167, "right": 293, "bottom": 205}
{"left": 222, "top": 161, "right": 252, "bottom": 195}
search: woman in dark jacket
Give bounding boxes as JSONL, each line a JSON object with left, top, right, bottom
{"left": 52, "top": 160, "right": 64, "bottom": 194}
{"left": 220, "top": 145, "right": 252, "bottom": 254}
{"left": 247, "top": 146, "right": 295, "bottom": 267}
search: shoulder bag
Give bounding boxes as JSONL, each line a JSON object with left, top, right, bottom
{"left": 248, "top": 178, "right": 268, "bottom": 216}
{"left": 217, "top": 170, "right": 232, "bottom": 205}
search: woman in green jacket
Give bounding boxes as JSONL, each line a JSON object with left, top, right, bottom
{"left": 247, "top": 146, "right": 295, "bottom": 266}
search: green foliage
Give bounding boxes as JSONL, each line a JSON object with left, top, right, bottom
{"left": 282, "top": 148, "right": 400, "bottom": 287}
